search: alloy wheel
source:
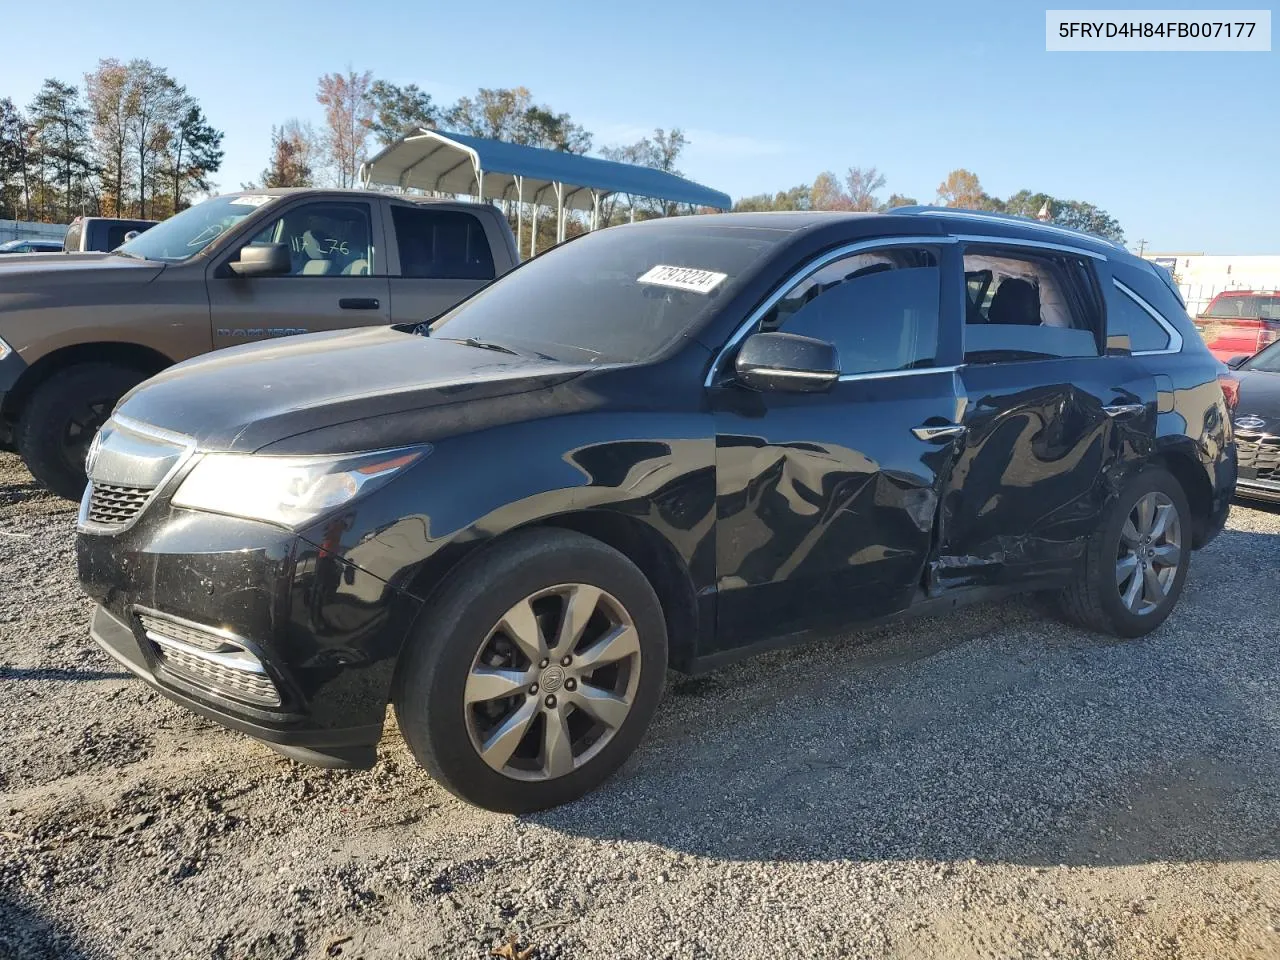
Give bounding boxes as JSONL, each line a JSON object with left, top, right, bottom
{"left": 1115, "top": 491, "right": 1182, "bottom": 616}
{"left": 464, "top": 583, "right": 642, "bottom": 781}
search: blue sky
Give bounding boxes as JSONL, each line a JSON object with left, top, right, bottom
{"left": 5, "top": 0, "right": 1277, "bottom": 252}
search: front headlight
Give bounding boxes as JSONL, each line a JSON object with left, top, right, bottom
{"left": 0, "top": 335, "right": 13, "bottom": 361}
{"left": 171, "top": 446, "right": 428, "bottom": 529}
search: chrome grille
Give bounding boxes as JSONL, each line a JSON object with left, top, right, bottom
{"left": 85, "top": 483, "right": 153, "bottom": 527}
{"left": 155, "top": 645, "right": 282, "bottom": 707}
{"left": 1237, "top": 434, "right": 1280, "bottom": 481}
{"left": 136, "top": 612, "right": 282, "bottom": 708}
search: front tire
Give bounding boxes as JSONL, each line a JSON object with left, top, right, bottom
{"left": 15, "top": 364, "right": 146, "bottom": 500}
{"left": 394, "top": 529, "right": 668, "bottom": 813}
{"left": 1052, "top": 466, "right": 1191, "bottom": 638}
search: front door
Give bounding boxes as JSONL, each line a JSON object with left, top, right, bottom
{"left": 710, "top": 241, "right": 963, "bottom": 652}
{"left": 936, "top": 244, "right": 1157, "bottom": 586}
{"left": 207, "top": 199, "right": 391, "bottom": 349}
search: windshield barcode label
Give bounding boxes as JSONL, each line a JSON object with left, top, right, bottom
{"left": 638, "top": 265, "right": 728, "bottom": 295}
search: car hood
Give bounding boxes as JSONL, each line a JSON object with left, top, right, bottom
{"left": 0, "top": 252, "right": 166, "bottom": 285}
{"left": 114, "top": 326, "right": 597, "bottom": 452}
{"left": 1234, "top": 369, "right": 1280, "bottom": 433}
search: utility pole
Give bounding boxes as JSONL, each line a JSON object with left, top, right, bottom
{"left": 1137, "top": 239, "right": 1149, "bottom": 257}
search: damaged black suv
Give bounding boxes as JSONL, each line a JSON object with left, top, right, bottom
{"left": 76, "top": 208, "right": 1235, "bottom": 812}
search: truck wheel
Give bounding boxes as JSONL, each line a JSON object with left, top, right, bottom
{"left": 16, "top": 364, "right": 147, "bottom": 500}
{"left": 1051, "top": 466, "right": 1191, "bottom": 638}
{"left": 394, "top": 528, "right": 667, "bottom": 813}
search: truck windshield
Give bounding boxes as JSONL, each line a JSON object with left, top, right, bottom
{"left": 428, "top": 223, "right": 779, "bottom": 363}
{"left": 117, "top": 194, "right": 279, "bottom": 262}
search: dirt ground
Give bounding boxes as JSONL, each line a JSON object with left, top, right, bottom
{"left": 1, "top": 450, "right": 1277, "bottom": 959}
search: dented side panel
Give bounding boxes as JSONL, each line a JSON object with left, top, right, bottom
{"left": 935, "top": 357, "right": 1157, "bottom": 587}
{"left": 710, "top": 370, "right": 963, "bottom": 651}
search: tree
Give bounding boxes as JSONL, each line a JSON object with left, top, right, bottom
{"left": 602, "top": 128, "right": 686, "bottom": 217}
{"left": 810, "top": 171, "right": 852, "bottom": 211}
{"left": 844, "top": 166, "right": 885, "bottom": 212}
{"left": 935, "top": 168, "right": 1001, "bottom": 210}
{"left": 317, "top": 68, "right": 374, "bottom": 188}
{"left": 257, "top": 120, "right": 319, "bottom": 188}
{"left": 85, "top": 59, "right": 133, "bottom": 217}
{"left": 884, "top": 192, "right": 918, "bottom": 209}
{"left": 1050, "top": 200, "right": 1124, "bottom": 242}
{"left": 28, "top": 79, "right": 92, "bottom": 221}
{"left": 162, "top": 102, "right": 223, "bottom": 212}
{"left": 366, "top": 80, "right": 438, "bottom": 146}
{"left": 446, "top": 87, "right": 592, "bottom": 153}
{"left": 123, "top": 59, "right": 182, "bottom": 219}
{"left": 0, "top": 98, "right": 32, "bottom": 219}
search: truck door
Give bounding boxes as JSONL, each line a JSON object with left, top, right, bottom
{"left": 384, "top": 202, "right": 499, "bottom": 325}
{"left": 207, "top": 198, "right": 391, "bottom": 349}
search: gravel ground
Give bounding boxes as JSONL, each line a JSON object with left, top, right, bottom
{"left": 1, "top": 449, "right": 1277, "bottom": 960}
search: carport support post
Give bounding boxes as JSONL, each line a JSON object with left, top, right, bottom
{"left": 514, "top": 176, "right": 524, "bottom": 258}
{"left": 591, "top": 191, "right": 601, "bottom": 231}
{"left": 629, "top": 196, "right": 636, "bottom": 224}
{"left": 530, "top": 204, "right": 539, "bottom": 257}
{"left": 554, "top": 182, "right": 565, "bottom": 243}
{"left": 475, "top": 166, "right": 484, "bottom": 203}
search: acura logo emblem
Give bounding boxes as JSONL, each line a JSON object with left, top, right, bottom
{"left": 1234, "top": 415, "right": 1266, "bottom": 431}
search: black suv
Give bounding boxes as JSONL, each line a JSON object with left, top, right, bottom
{"left": 76, "top": 208, "right": 1236, "bottom": 812}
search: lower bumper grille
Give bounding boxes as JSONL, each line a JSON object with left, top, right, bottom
{"left": 1236, "top": 434, "right": 1280, "bottom": 481}
{"left": 136, "top": 612, "right": 282, "bottom": 708}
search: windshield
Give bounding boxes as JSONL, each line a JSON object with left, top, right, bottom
{"left": 428, "top": 223, "right": 779, "bottom": 363}
{"left": 1242, "top": 340, "right": 1280, "bottom": 373}
{"left": 117, "top": 194, "right": 279, "bottom": 262}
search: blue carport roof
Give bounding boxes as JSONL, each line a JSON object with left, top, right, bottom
{"left": 361, "top": 129, "right": 732, "bottom": 211}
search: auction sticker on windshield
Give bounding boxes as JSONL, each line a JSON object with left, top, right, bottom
{"left": 638, "top": 265, "right": 728, "bottom": 294}
{"left": 230, "top": 195, "right": 275, "bottom": 207}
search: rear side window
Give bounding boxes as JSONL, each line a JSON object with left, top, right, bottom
{"left": 962, "top": 250, "right": 1101, "bottom": 362}
{"left": 105, "top": 223, "right": 133, "bottom": 251}
{"left": 391, "top": 207, "right": 495, "bottom": 281}
{"left": 764, "top": 247, "right": 941, "bottom": 375}
{"left": 1108, "top": 284, "right": 1172, "bottom": 352}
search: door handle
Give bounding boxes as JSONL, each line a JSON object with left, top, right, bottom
{"left": 339, "top": 297, "right": 380, "bottom": 310}
{"left": 1103, "top": 403, "right": 1145, "bottom": 418}
{"left": 912, "top": 423, "right": 967, "bottom": 442}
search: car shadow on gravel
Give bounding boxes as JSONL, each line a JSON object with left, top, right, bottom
{"left": 0, "top": 894, "right": 96, "bottom": 960}
{"left": 531, "top": 533, "right": 1280, "bottom": 869}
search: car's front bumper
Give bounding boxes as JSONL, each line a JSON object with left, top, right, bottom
{"left": 1236, "top": 476, "right": 1280, "bottom": 504}
{"left": 77, "top": 505, "right": 424, "bottom": 768}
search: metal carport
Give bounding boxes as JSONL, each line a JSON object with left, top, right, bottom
{"left": 359, "top": 129, "right": 733, "bottom": 257}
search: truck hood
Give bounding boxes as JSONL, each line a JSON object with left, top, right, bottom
{"left": 1235, "top": 369, "right": 1280, "bottom": 432}
{"left": 114, "top": 326, "right": 597, "bottom": 452}
{"left": 0, "top": 252, "right": 166, "bottom": 286}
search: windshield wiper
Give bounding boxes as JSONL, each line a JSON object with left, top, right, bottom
{"left": 437, "top": 336, "right": 520, "bottom": 356}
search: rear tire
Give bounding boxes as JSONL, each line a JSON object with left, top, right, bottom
{"left": 1052, "top": 466, "right": 1191, "bottom": 638}
{"left": 15, "top": 364, "right": 146, "bottom": 500}
{"left": 394, "top": 528, "right": 668, "bottom": 813}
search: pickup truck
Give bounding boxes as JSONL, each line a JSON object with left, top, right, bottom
{"left": 62, "top": 216, "right": 159, "bottom": 252}
{"left": 0, "top": 188, "right": 519, "bottom": 498}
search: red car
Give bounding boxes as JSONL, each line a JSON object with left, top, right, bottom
{"left": 1193, "top": 290, "right": 1280, "bottom": 363}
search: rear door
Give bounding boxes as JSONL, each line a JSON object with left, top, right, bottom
{"left": 936, "top": 241, "right": 1157, "bottom": 587}
{"left": 207, "top": 198, "right": 391, "bottom": 349}
{"left": 710, "top": 239, "right": 965, "bottom": 652}
{"left": 384, "top": 202, "right": 499, "bottom": 324}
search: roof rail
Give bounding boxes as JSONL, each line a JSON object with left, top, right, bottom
{"left": 891, "top": 205, "right": 1128, "bottom": 252}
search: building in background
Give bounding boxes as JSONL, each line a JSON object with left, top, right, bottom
{"left": 1145, "top": 253, "right": 1280, "bottom": 317}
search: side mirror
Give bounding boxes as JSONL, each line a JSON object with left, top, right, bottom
{"left": 734, "top": 332, "right": 839, "bottom": 393}
{"left": 229, "top": 242, "right": 291, "bottom": 277}
{"left": 1226, "top": 354, "right": 1251, "bottom": 369}
{"left": 122, "top": 230, "right": 140, "bottom": 243}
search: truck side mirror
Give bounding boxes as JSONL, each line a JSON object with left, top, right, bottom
{"left": 229, "top": 242, "right": 291, "bottom": 278}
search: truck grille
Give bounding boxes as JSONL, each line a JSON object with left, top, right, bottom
{"left": 1236, "top": 434, "right": 1280, "bottom": 481}
{"left": 137, "top": 612, "right": 282, "bottom": 708}
{"left": 85, "top": 483, "right": 153, "bottom": 527}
